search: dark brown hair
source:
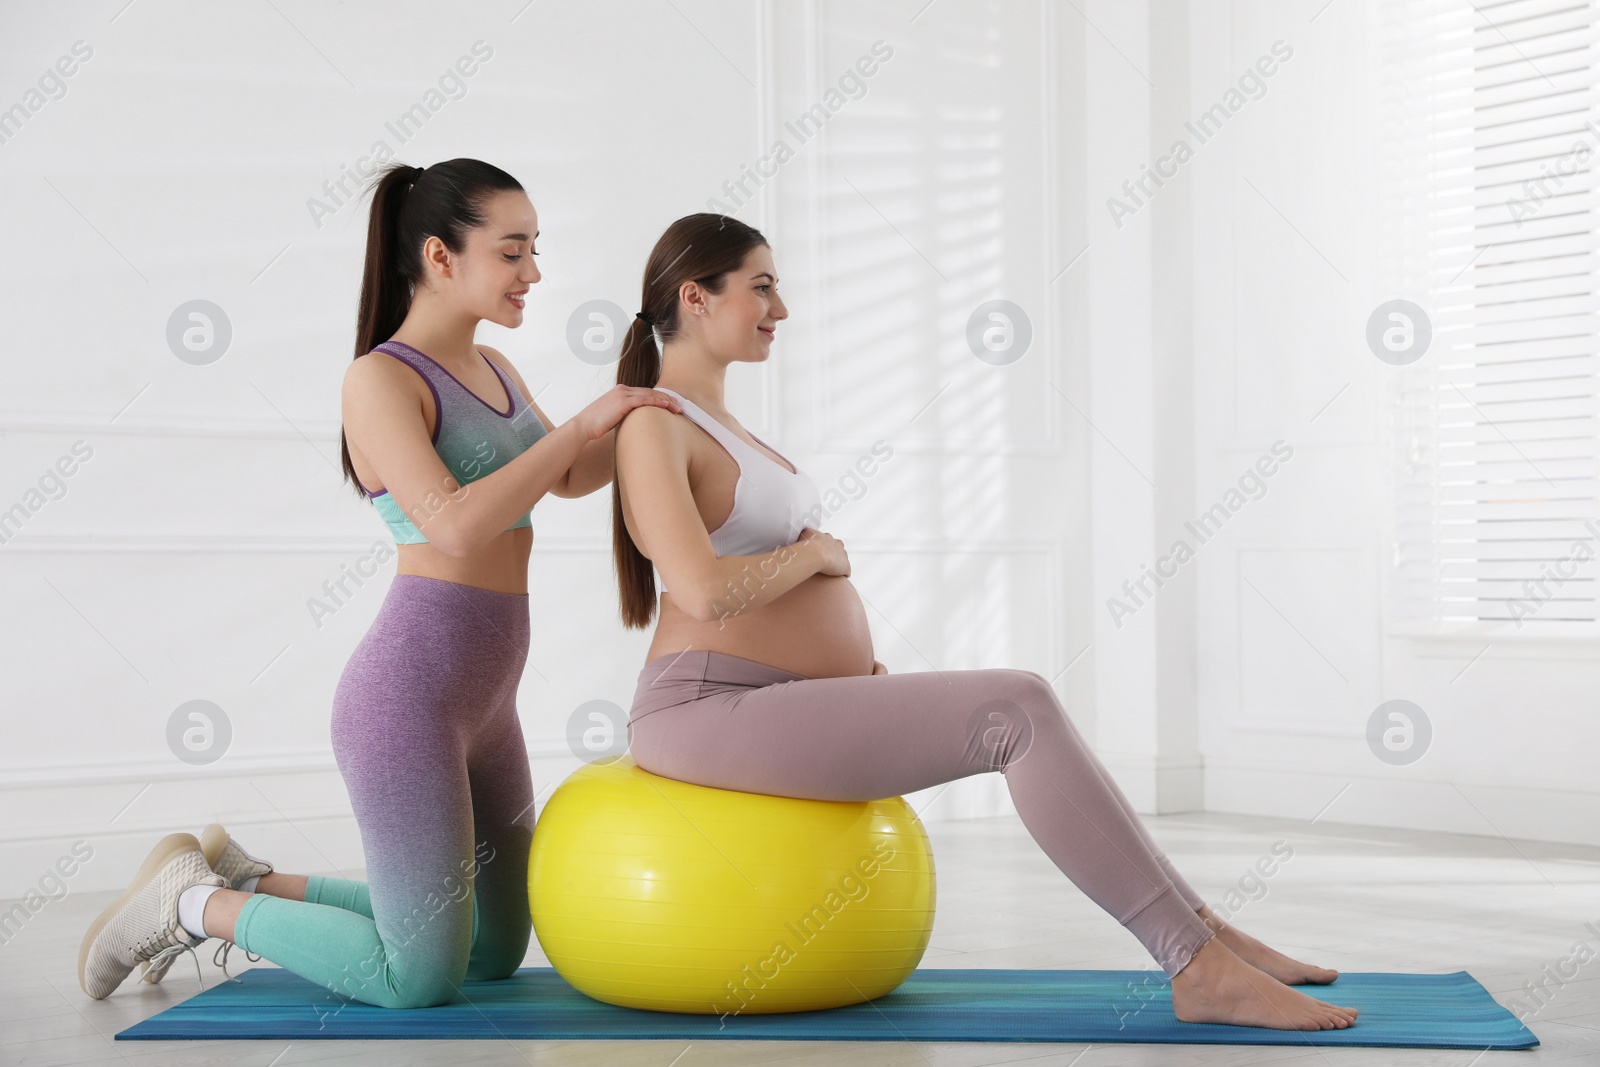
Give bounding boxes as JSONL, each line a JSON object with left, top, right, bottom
{"left": 612, "top": 212, "right": 770, "bottom": 628}
{"left": 338, "top": 158, "right": 525, "bottom": 498}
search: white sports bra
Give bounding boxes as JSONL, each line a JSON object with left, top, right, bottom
{"left": 652, "top": 387, "right": 823, "bottom": 594}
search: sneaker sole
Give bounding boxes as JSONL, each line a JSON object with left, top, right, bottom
{"left": 78, "top": 831, "right": 204, "bottom": 998}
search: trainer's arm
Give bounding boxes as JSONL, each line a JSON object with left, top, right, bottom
{"left": 530, "top": 396, "right": 615, "bottom": 499}
{"left": 484, "top": 347, "right": 616, "bottom": 499}
{"left": 550, "top": 429, "right": 619, "bottom": 498}
{"left": 342, "top": 354, "right": 586, "bottom": 558}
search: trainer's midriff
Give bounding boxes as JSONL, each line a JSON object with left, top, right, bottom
{"left": 393, "top": 527, "right": 533, "bottom": 595}
{"left": 648, "top": 572, "right": 875, "bottom": 680}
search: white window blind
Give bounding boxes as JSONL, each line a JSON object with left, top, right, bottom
{"left": 1382, "top": 0, "right": 1600, "bottom": 633}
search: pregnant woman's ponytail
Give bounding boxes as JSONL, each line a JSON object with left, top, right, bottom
{"left": 612, "top": 212, "right": 769, "bottom": 628}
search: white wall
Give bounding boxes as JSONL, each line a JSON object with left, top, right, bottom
{"left": 1182, "top": 0, "right": 1600, "bottom": 848}
{"left": 6, "top": 0, "right": 1589, "bottom": 907}
{"left": 0, "top": 0, "right": 1092, "bottom": 898}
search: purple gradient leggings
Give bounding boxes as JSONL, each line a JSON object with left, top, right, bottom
{"left": 230, "top": 574, "right": 535, "bottom": 1009}
{"left": 627, "top": 649, "right": 1217, "bottom": 978}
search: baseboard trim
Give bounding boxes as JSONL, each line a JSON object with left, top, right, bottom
{"left": 1204, "top": 760, "right": 1600, "bottom": 849}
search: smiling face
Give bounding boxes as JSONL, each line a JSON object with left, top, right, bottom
{"left": 417, "top": 188, "right": 542, "bottom": 327}
{"left": 681, "top": 244, "right": 788, "bottom": 364}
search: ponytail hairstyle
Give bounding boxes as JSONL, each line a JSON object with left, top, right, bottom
{"left": 612, "top": 212, "right": 770, "bottom": 629}
{"left": 338, "top": 157, "right": 525, "bottom": 498}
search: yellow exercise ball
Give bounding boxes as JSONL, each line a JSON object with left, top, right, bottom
{"left": 529, "top": 754, "right": 937, "bottom": 1015}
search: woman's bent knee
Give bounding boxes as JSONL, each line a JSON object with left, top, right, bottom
{"left": 377, "top": 971, "right": 465, "bottom": 1010}
{"left": 971, "top": 669, "right": 1076, "bottom": 771}
{"left": 467, "top": 920, "right": 529, "bottom": 982}
{"left": 983, "top": 669, "right": 1062, "bottom": 719}
{"left": 466, "top": 958, "right": 523, "bottom": 983}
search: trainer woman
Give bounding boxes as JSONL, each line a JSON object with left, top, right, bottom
{"left": 78, "top": 158, "right": 681, "bottom": 1007}
{"left": 612, "top": 213, "right": 1358, "bottom": 1032}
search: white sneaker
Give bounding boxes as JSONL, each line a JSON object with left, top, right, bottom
{"left": 197, "top": 822, "right": 274, "bottom": 889}
{"left": 139, "top": 823, "right": 273, "bottom": 985}
{"left": 77, "top": 833, "right": 225, "bottom": 999}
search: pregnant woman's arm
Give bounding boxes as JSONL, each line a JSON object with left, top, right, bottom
{"left": 615, "top": 403, "right": 848, "bottom": 621}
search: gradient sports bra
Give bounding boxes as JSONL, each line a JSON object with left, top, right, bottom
{"left": 653, "top": 387, "right": 823, "bottom": 594}
{"left": 362, "top": 340, "right": 549, "bottom": 544}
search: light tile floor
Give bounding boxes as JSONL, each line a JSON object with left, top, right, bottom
{"left": 4, "top": 810, "right": 1596, "bottom": 1066}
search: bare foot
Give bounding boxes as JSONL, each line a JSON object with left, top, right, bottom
{"left": 1170, "top": 936, "right": 1358, "bottom": 1030}
{"left": 1197, "top": 906, "right": 1339, "bottom": 986}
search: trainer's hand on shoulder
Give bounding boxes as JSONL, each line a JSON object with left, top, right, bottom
{"left": 571, "top": 385, "right": 682, "bottom": 441}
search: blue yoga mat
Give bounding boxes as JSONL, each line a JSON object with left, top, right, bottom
{"left": 115, "top": 966, "right": 1538, "bottom": 1049}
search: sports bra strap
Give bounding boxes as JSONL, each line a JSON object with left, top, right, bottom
{"left": 657, "top": 389, "right": 755, "bottom": 462}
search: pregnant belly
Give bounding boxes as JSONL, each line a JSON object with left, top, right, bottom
{"left": 650, "top": 573, "right": 876, "bottom": 680}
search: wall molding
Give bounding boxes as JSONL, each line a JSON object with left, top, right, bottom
{"left": 0, "top": 737, "right": 578, "bottom": 793}
{"left": 0, "top": 411, "right": 342, "bottom": 441}
{"left": 2, "top": 534, "right": 1055, "bottom": 556}
{"left": 0, "top": 533, "right": 611, "bottom": 554}
{"left": 846, "top": 536, "right": 1057, "bottom": 553}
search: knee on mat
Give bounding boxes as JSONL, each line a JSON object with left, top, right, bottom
{"left": 379, "top": 972, "right": 467, "bottom": 1010}
{"left": 465, "top": 958, "right": 523, "bottom": 983}
{"left": 363, "top": 952, "right": 475, "bottom": 1010}
{"left": 467, "top": 922, "right": 530, "bottom": 982}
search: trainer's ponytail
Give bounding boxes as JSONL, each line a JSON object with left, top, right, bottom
{"left": 612, "top": 212, "right": 768, "bottom": 628}
{"left": 338, "top": 158, "right": 524, "bottom": 499}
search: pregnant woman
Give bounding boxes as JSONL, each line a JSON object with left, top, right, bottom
{"left": 78, "top": 158, "right": 680, "bottom": 1007}
{"left": 612, "top": 213, "right": 1358, "bottom": 1031}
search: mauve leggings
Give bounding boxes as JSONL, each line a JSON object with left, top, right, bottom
{"left": 231, "top": 574, "right": 535, "bottom": 1010}
{"left": 627, "top": 649, "right": 1217, "bottom": 978}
